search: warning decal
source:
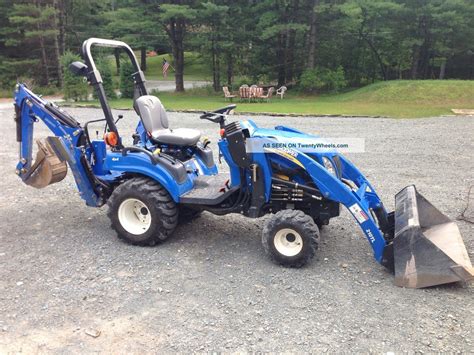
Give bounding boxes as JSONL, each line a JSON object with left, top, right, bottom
{"left": 349, "top": 203, "right": 369, "bottom": 224}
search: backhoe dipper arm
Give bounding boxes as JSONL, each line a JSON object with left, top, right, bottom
{"left": 14, "top": 84, "right": 101, "bottom": 207}
{"left": 81, "top": 38, "right": 148, "bottom": 148}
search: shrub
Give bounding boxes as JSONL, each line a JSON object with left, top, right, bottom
{"left": 119, "top": 60, "right": 135, "bottom": 99}
{"left": 93, "top": 58, "right": 116, "bottom": 100}
{"left": 60, "top": 51, "right": 89, "bottom": 101}
{"left": 234, "top": 76, "right": 253, "bottom": 89}
{"left": 299, "top": 66, "right": 347, "bottom": 93}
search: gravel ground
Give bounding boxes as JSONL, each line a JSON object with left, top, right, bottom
{"left": 0, "top": 102, "right": 473, "bottom": 353}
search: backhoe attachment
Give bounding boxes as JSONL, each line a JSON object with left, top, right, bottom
{"left": 393, "top": 186, "right": 473, "bottom": 288}
{"left": 22, "top": 137, "right": 67, "bottom": 189}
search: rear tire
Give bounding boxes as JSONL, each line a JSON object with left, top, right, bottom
{"left": 107, "top": 177, "right": 178, "bottom": 246}
{"left": 178, "top": 206, "right": 202, "bottom": 224}
{"left": 262, "top": 210, "right": 319, "bottom": 268}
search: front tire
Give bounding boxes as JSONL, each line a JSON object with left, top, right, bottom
{"left": 262, "top": 210, "right": 319, "bottom": 268}
{"left": 107, "top": 177, "right": 178, "bottom": 246}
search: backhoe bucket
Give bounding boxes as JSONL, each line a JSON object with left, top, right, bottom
{"left": 393, "top": 185, "right": 473, "bottom": 288}
{"left": 23, "top": 138, "right": 67, "bottom": 189}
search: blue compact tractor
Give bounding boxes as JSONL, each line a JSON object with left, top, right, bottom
{"left": 13, "top": 38, "right": 473, "bottom": 288}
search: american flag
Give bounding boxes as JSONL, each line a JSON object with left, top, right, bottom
{"left": 162, "top": 59, "right": 170, "bottom": 77}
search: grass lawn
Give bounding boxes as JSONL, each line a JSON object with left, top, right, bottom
{"left": 70, "top": 80, "right": 474, "bottom": 118}
{"left": 111, "top": 52, "right": 212, "bottom": 82}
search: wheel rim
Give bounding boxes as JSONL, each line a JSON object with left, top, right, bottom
{"left": 274, "top": 228, "right": 303, "bottom": 257}
{"left": 118, "top": 198, "right": 152, "bottom": 235}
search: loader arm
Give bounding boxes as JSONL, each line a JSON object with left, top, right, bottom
{"left": 269, "top": 149, "right": 392, "bottom": 266}
{"left": 14, "top": 84, "right": 102, "bottom": 207}
{"left": 261, "top": 146, "right": 473, "bottom": 287}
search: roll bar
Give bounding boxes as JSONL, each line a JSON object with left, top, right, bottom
{"left": 80, "top": 38, "right": 149, "bottom": 148}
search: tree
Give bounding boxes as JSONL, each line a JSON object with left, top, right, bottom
{"left": 104, "top": 2, "right": 161, "bottom": 72}
{"left": 340, "top": 0, "right": 404, "bottom": 81}
{"left": 4, "top": 1, "right": 63, "bottom": 86}
{"left": 120, "top": 60, "right": 135, "bottom": 98}
{"left": 93, "top": 58, "right": 116, "bottom": 99}
{"left": 61, "top": 50, "right": 89, "bottom": 100}
{"left": 255, "top": 0, "right": 309, "bottom": 86}
{"left": 197, "top": 2, "right": 229, "bottom": 91}
{"left": 307, "top": 0, "right": 319, "bottom": 70}
{"left": 154, "top": 1, "right": 198, "bottom": 92}
{"left": 1, "top": 0, "right": 474, "bottom": 92}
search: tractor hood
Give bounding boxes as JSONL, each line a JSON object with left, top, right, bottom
{"left": 240, "top": 119, "right": 339, "bottom": 156}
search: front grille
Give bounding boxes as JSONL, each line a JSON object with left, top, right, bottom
{"left": 224, "top": 121, "right": 241, "bottom": 135}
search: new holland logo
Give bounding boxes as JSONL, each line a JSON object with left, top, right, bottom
{"left": 263, "top": 147, "right": 304, "bottom": 169}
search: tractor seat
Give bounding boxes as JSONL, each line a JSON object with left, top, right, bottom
{"left": 135, "top": 95, "right": 201, "bottom": 146}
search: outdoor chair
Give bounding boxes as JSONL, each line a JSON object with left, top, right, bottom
{"left": 223, "top": 86, "right": 236, "bottom": 102}
{"left": 260, "top": 87, "right": 274, "bottom": 102}
{"left": 239, "top": 86, "right": 251, "bottom": 102}
{"left": 249, "top": 85, "right": 258, "bottom": 102}
{"left": 276, "top": 86, "right": 287, "bottom": 99}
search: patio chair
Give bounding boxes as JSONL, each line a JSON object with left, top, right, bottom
{"left": 276, "top": 86, "right": 287, "bottom": 99}
{"left": 239, "top": 86, "right": 251, "bottom": 102}
{"left": 260, "top": 87, "right": 274, "bottom": 102}
{"left": 223, "top": 86, "right": 236, "bottom": 102}
{"left": 249, "top": 85, "right": 258, "bottom": 102}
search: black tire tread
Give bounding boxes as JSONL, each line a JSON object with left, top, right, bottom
{"left": 262, "top": 209, "right": 319, "bottom": 268}
{"left": 107, "top": 177, "right": 178, "bottom": 246}
{"left": 178, "top": 206, "right": 202, "bottom": 224}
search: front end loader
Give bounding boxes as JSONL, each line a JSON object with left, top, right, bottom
{"left": 12, "top": 38, "right": 473, "bottom": 288}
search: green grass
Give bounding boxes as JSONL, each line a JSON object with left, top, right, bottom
{"left": 146, "top": 52, "right": 211, "bottom": 81}
{"left": 111, "top": 52, "right": 211, "bottom": 82}
{"left": 69, "top": 80, "right": 474, "bottom": 118}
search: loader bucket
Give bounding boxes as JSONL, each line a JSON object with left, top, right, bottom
{"left": 393, "top": 185, "right": 474, "bottom": 288}
{"left": 23, "top": 138, "right": 67, "bottom": 189}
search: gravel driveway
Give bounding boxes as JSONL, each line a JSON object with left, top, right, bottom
{"left": 0, "top": 103, "right": 472, "bottom": 353}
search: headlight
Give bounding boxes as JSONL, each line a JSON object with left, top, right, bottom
{"left": 322, "top": 156, "right": 336, "bottom": 176}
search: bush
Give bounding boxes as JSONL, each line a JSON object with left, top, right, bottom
{"left": 60, "top": 51, "right": 89, "bottom": 101}
{"left": 93, "top": 58, "right": 116, "bottom": 100}
{"left": 119, "top": 60, "right": 135, "bottom": 99}
{"left": 233, "top": 75, "right": 253, "bottom": 89}
{"left": 299, "top": 66, "right": 347, "bottom": 93}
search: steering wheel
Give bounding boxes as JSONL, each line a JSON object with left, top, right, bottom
{"left": 200, "top": 104, "right": 236, "bottom": 124}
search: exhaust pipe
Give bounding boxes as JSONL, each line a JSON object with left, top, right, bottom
{"left": 392, "top": 186, "right": 473, "bottom": 288}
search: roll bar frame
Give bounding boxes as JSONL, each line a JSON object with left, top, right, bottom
{"left": 81, "top": 38, "right": 149, "bottom": 148}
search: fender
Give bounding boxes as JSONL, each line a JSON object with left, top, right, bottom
{"left": 104, "top": 152, "right": 193, "bottom": 201}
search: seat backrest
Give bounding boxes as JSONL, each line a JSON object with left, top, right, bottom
{"left": 240, "top": 86, "right": 249, "bottom": 98}
{"left": 135, "top": 95, "right": 169, "bottom": 132}
{"left": 223, "top": 86, "right": 230, "bottom": 96}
